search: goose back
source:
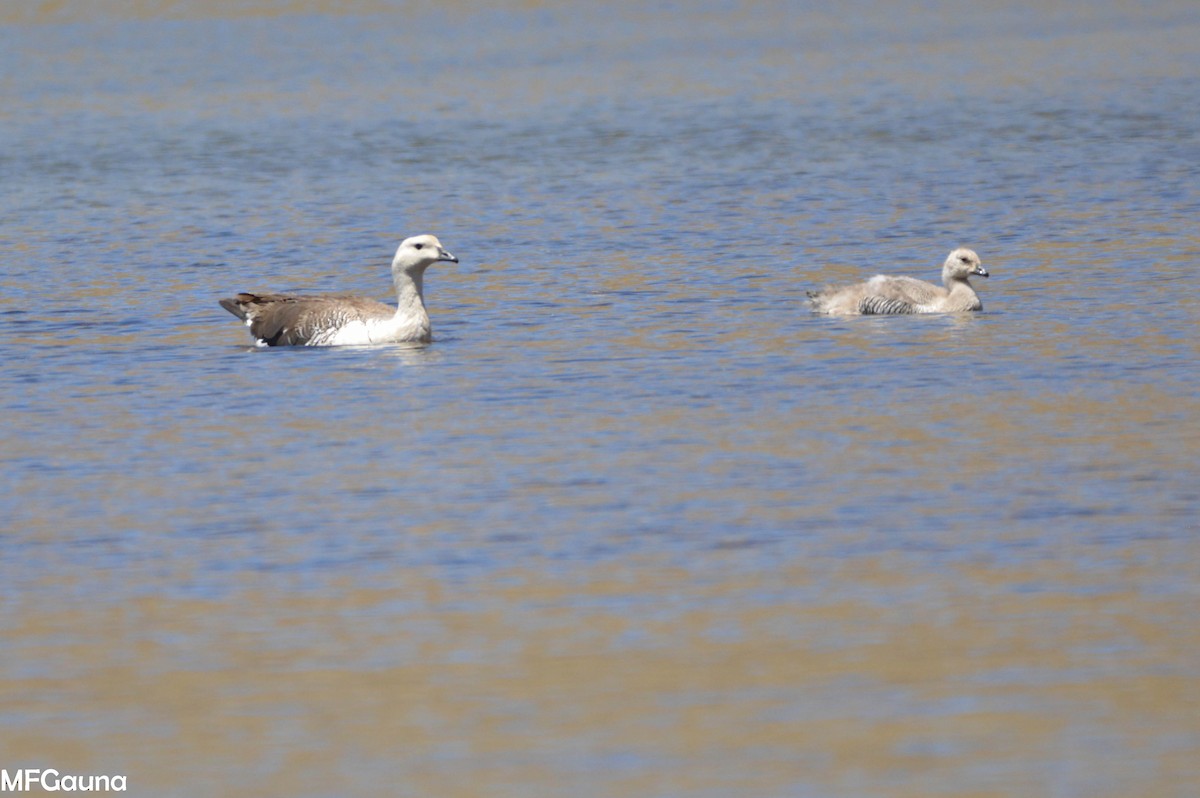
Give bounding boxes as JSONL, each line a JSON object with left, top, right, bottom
{"left": 219, "top": 293, "right": 400, "bottom": 346}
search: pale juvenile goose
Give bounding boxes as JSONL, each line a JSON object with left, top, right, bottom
{"left": 808, "top": 248, "right": 989, "bottom": 315}
{"left": 219, "top": 234, "right": 457, "bottom": 346}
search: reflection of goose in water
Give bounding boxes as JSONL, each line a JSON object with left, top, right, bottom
{"left": 808, "top": 248, "right": 989, "bottom": 315}
{"left": 219, "top": 234, "right": 457, "bottom": 346}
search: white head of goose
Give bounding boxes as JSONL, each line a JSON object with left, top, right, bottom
{"left": 219, "top": 234, "right": 458, "bottom": 346}
{"left": 808, "top": 247, "right": 989, "bottom": 315}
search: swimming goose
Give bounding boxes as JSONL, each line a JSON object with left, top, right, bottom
{"left": 808, "top": 248, "right": 989, "bottom": 315}
{"left": 219, "top": 234, "right": 457, "bottom": 346}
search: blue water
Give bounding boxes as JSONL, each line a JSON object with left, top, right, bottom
{"left": 2, "top": 3, "right": 1199, "bottom": 796}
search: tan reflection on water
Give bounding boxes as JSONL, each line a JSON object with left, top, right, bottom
{"left": 2, "top": 556, "right": 1196, "bottom": 796}
{"left": 5, "top": 1, "right": 400, "bottom": 23}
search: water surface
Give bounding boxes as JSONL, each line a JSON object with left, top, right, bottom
{"left": 2, "top": 2, "right": 1198, "bottom": 796}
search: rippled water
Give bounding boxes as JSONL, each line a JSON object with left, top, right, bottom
{"left": 2, "top": 2, "right": 1199, "bottom": 796}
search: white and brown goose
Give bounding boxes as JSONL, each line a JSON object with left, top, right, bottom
{"left": 219, "top": 234, "right": 457, "bottom": 346}
{"left": 808, "top": 247, "right": 989, "bottom": 315}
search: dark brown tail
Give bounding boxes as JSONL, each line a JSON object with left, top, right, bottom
{"left": 218, "top": 294, "right": 253, "bottom": 321}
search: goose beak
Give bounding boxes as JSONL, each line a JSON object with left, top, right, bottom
{"left": 439, "top": 248, "right": 458, "bottom": 264}
{"left": 973, "top": 265, "right": 989, "bottom": 278}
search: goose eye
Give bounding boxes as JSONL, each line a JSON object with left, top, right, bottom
{"left": 413, "top": 243, "right": 424, "bottom": 250}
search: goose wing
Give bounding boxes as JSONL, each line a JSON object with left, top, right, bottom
{"left": 859, "top": 294, "right": 918, "bottom": 315}
{"left": 219, "top": 293, "right": 393, "bottom": 346}
{"left": 866, "top": 275, "right": 945, "bottom": 304}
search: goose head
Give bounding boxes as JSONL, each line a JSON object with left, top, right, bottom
{"left": 392, "top": 234, "right": 458, "bottom": 278}
{"left": 943, "top": 248, "right": 988, "bottom": 281}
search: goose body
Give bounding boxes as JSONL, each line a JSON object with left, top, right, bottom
{"left": 220, "top": 234, "right": 457, "bottom": 346}
{"left": 808, "top": 248, "right": 989, "bottom": 315}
